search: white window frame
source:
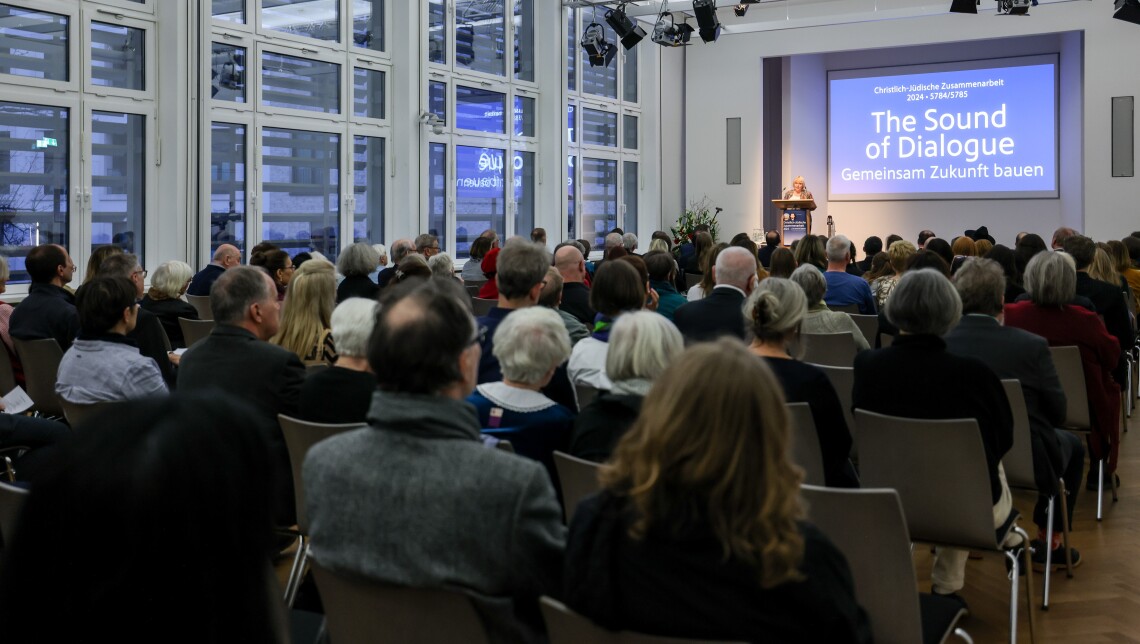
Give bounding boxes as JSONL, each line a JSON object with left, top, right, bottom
{"left": 0, "top": 0, "right": 81, "bottom": 94}
{"left": 83, "top": 9, "right": 156, "bottom": 100}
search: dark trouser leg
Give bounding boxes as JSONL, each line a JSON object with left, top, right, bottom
{"left": 1036, "top": 430, "right": 1084, "bottom": 531}
{"left": 0, "top": 414, "right": 70, "bottom": 483}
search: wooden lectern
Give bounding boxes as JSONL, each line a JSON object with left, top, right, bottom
{"left": 772, "top": 199, "right": 815, "bottom": 247}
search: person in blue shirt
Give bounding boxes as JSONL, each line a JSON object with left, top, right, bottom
{"left": 822, "top": 234, "right": 877, "bottom": 314}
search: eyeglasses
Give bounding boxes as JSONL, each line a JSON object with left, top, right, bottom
{"left": 133, "top": 269, "right": 148, "bottom": 279}
{"left": 468, "top": 325, "right": 486, "bottom": 347}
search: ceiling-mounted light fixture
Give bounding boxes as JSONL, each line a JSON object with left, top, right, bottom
{"left": 605, "top": 3, "right": 647, "bottom": 50}
{"left": 949, "top": 0, "right": 979, "bottom": 13}
{"left": 693, "top": 0, "right": 722, "bottom": 43}
{"left": 651, "top": 1, "right": 695, "bottom": 47}
{"left": 1117, "top": 0, "right": 1140, "bottom": 23}
{"left": 996, "top": 0, "right": 1034, "bottom": 14}
{"left": 581, "top": 21, "right": 616, "bottom": 67}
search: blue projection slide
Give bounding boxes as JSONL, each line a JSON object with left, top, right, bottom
{"left": 829, "top": 58, "right": 1057, "bottom": 200}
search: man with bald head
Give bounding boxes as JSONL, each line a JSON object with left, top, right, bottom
{"left": 554, "top": 243, "right": 595, "bottom": 325}
{"left": 672, "top": 246, "right": 757, "bottom": 343}
{"left": 377, "top": 238, "right": 416, "bottom": 288}
{"left": 187, "top": 243, "right": 241, "bottom": 296}
{"left": 11, "top": 243, "right": 80, "bottom": 351}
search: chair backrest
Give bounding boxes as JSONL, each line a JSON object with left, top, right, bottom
{"left": 1049, "top": 345, "right": 1091, "bottom": 430}
{"left": 0, "top": 344, "right": 17, "bottom": 397}
{"left": 179, "top": 317, "right": 215, "bottom": 349}
{"left": 575, "top": 383, "right": 599, "bottom": 411}
{"left": 999, "top": 379, "right": 1037, "bottom": 491}
{"left": 786, "top": 402, "right": 826, "bottom": 486}
{"left": 494, "top": 439, "right": 515, "bottom": 453}
{"left": 800, "top": 332, "right": 858, "bottom": 367}
{"left": 541, "top": 597, "right": 745, "bottom": 644}
{"left": 853, "top": 409, "right": 999, "bottom": 549}
{"left": 472, "top": 298, "right": 497, "bottom": 316}
{"left": 464, "top": 282, "right": 486, "bottom": 298}
{"left": 800, "top": 486, "right": 925, "bottom": 644}
{"left": 0, "top": 480, "right": 29, "bottom": 548}
{"left": 310, "top": 562, "right": 490, "bottom": 644}
{"left": 848, "top": 314, "right": 878, "bottom": 348}
{"left": 12, "top": 338, "right": 63, "bottom": 418}
{"left": 831, "top": 303, "right": 860, "bottom": 314}
{"left": 58, "top": 397, "right": 115, "bottom": 430}
{"left": 684, "top": 273, "right": 702, "bottom": 289}
{"left": 186, "top": 294, "right": 213, "bottom": 320}
{"left": 553, "top": 450, "right": 601, "bottom": 524}
{"left": 809, "top": 363, "right": 856, "bottom": 443}
{"left": 878, "top": 333, "right": 894, "bottom": 348}
{"left": 278, "top": 414, "right": 365, "bottom": 532}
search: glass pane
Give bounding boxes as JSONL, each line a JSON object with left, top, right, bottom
{"left": 428, "top": 80, "right": 447, "bottom": 124}
{"left": 91, "top": 22, "right": 145, "bottom": 91}
{"left": 428, "top": 0, "right": 445, "bottom": 65}
{"left": 623, "top": 114, "right": 637, "bottom": 150}
{"left": 567, "top": 103, "right": 575, "bottom": 144}
{"left": 565, "top": 8, "right": 575, "bottom": 92}
{"left": 566, "top": 155, "right": 575, "bottom": 242}
{"left": 262, "top": 0, "right": 339, "bottom": 42}
{"left": 581, "top": 157, "right": 617, "bottom": 249}
{"left": 262, "top": 51, "right": 340, "bottom": 114}
{"left": 513, "top": 0, "right": 533, "bottom": 82}
{"left": 427, "top": 143, "right": 447, "bottom": 251}
{"left": 623, "top": 161, "right": 637, "bottom": 236}
{"left": 514, "top": 151, "right": 534, "bottom": 244}
{"left": 210, "top": 43, "right": 246, "bottom": 103}
{"left": 352, "top": 135, "right": 383, "bottom": 243}
{"left": 0, "top": 5, "right": 68, "bottom": 82}
{"left": 581, "top": 108, "right": 616, "bottom": 147}
{"left": 513, "top": 95, "right": 534, "bottom": 137}
{"left": 622, "top": 43, "right": 638, "bottom": 103}
{"left": 212, "top": 0, "right": 244, "bottom": 23}
{"left": 456, "top": 146, "right": 504, "bottom": 259}
{"left": 455, "top": 0, "right": 503, "bottom": 77}
{"left": 262, "top": 128, "right": 340, "bottom": 261}
{"left": 0, "top": 102, "right": 68, "bottom": 283}
{"left": 210, "top": 122, "right": 246, "bottom": 259}
{"left": 353, "top": 0, "right": 383, "bottom": 51}
{"left": 580, "top": 7, "right": 616, "bottom": 99}
{"left": 352, "top": 67, "right": 384, "bottom": 119}
{"left": 455, "top": 86, "right": 505, "bottom": 134}
{"left": 91, "top": 111, "right": 144, "bottom": 258}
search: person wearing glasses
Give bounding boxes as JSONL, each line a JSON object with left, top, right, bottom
{"left": 415, "top": 232, "right": 441, "bottom": 258}
{"left": 10, "top": 243, "right": 80, "bottom": 352}
{"left": 95, "top": 254, "right": 178, "bottom": 388}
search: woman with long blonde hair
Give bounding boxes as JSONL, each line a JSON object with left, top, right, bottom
{"left": 563, "top": 338, "right": 870, "bottom": 642}
{"left": 271, "top": 258, "right": 337, "bottom": 366}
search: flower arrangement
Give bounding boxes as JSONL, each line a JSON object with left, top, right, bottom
{"left": 670, "top": 198, "right": 720, "bottom": 253}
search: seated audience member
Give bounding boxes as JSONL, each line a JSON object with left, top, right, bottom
{"left": 745, "top": 278, "right": 859, "bottom": 487}
{"left": 647, "top": 237, "right": 670, "bottom": 254}
{"left": 644, "top": 250, "right": 686, "bottom": 321}
{"left": 622, "top": 232, "right": 638, "bottom": 255}
{"left": 1051, "top": 226, "right": 1078, "bottom": 251}
{"left": 876, "top": 250, "right": 951, "bottom": 345}
{"left": 10, "top": 244, "right": 80, "bottom": 351}
{"left": 463, "top": 236, "right": 493, "bottom": 282}
{"left": 789, "top": 265, "right": 869, "bottom": 351}
{"left": 674, "top": 246, "right": 757, "bottom": 343}
{"left": 1116, "top": 237, "right": 1140, "bottom": 312}
{"left": 336, "top": 242, "right": 380, "bottom": 303}
{"left": 428, "top": 251, "right": 461, "bottom": 283}
{"left": 569, "top": 261, "right": 647, "bottom": 391}
{"left": 272, "top": 258, "right": 338, "bottom": 367}
{"left": 0, "top": 256, "right": 19, "bottom": 379}
{"left": 984, "top": 244, "right": 1026, "bottom": 304}
{"left": 1005, "top": 251, "right": 1121, "bottom": 490}
{"left": 539, "top": 267, "right": 589, "bottom": 346}
{"left": 1064, "top": 235, "right": 1133, "bottom": 354}
{"left": 1092, "top": 244, "right": 1136, "bottom": 312}
{"left": 555, "top": 244, "right": 595, "bottom": 325}
{"left": 885, "top": 233, "right": 903, "bottom": 249}
{"left": 187, "top": 243, "right": 240, "bottom": 296}
{"left": 686, "top": 242, "right": 727, "bottom": 302}
{"left": 0, "top": 394, "right": 286, "bottom": 643}
{"left": 768, "top": 247, "right": 797, "bottom": 278}
{"left": 98, "top": 254, "right": 177, "bottom": 388}
{"left": 861, "top": 251, "right": 891, "bottom": 286}
{"left": 392, "top": 254, "right": 432, "bottom": 286}
{"left": 853, "top": 269, "right": 1017, "bottom": 599}
{"left": 683, "top": 230, "right": 714, "bottom": 275}
{"left": 822, "top": 235, "right": 875, "bottom": 314}
{"left": 415, "top": 232, "right": 441, "bottom": 258}
{"left": 377, "top": 238, "right": 414, "bottom": 288}
{"left": 570, "top": 312, "right": 682, "bottom": 462}
{"left": 252, "top": 248, "right": 293, "bottom": 301}
{"left": 531, "top": 227, "right": 548, "bottom": 246}
{"left": 564, "top": 339, "right": 871, "bottom": 642}
{"left": 946, "top": 258, "right": 1083, "bottom": 568}
{"left": 140, "top": 260, "right": 198, "bottom": 348}
{"left": 974, "top": 238, "right": 994, "bottom": 256}
{"left": 368, "top": 243, "right": 388, "bottom": 283}
{"left": 758, "top": 231, "right": 782, "bottom": 268}
{"left": 57, "top": 277, "right": 168, "bottom": 404}
{"left": 845, "top": 241, "right": 864, "bottom": 277}
{"left": 857, "top": 236, "right": 882, "bottom": 273}
{"left": 949, "top": 235, "right": 977, "bottom": 275}
{"left": 793, "top": 234, "right": 827, "bottom": 272}
{"left": 1014, "top": 233, "right": 1048, "bottom": 280}
{"left": 468, "top": 307, "right": 574, "bottom": 431}
{"left": 179, "top": 266, "right": 305, "bottom": 525}
{"left": 82, "top": 244, "right": 123, "bottom": 286}
{"left": 870, "top": 240, "right": 916, "bottom": 309}
{"left": 298, "top": 298, "right": 378, "bottom": 424}
{"left": 923, "top": 237, "right": 954, "bottom": 268}
{"left": 477, "top": 247, "right": 502, "bottom": 299}
{"left": 917, "top": 229, "right": 936, "bottom": 249}
{"left": 304, "top": 278, "right": 564, "bottom": 643}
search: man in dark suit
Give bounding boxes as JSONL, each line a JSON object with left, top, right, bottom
{"left": 757, "top": 231, "right": 780, "bottom": 268}
{"left": 945, "top": 258, "right": 1083, "bottom": 569}
{"left": 1064, "top": 234, "right": 1133, "bottom": 355}
{"left": 857, "top": 236, "right": 882, "bottom": 273}
{"left": 186, "top": 243, "right": 240, "bottom": 296}
{"left": 554, "top": 244, "right": 595, "bottom": 325}
{"left": 673, "top": 246, "right": 756, "bottom": 343}
{"left": 178, "top": 266, "right": 305, "bottom": 525}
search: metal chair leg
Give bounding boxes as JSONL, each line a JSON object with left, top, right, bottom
{"left": 1059, "top": 479, "right": 1074, "bottom": 579}
{"left": 1097, "top": 459, "right": 1105, "bottom": 521}
{"left": 1016, "top": 526, "right": 1037, "bottom": 644}
{"left": 283, "top": 533, "right": 306, "bottom": 607}
{"left": 285, "top": 539, "right": 310, "bottom": 608}
{"left": 1042, "top": 497, "right": 1054, "bottom": 610}
{"left": 1005, "top": 548, "right": 1019, "bottom": 644}
{"left": 952, "top": 628, "right": 974, "bottom": 644}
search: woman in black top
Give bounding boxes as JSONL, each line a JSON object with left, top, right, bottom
{"left": 335, "top": 242, "right": 380, "bottom": 303}
{"left": 139, "top": 260, "right": 198, "bottom": 348}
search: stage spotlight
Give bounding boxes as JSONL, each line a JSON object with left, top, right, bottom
{"left": 605, "top": 6, "right": 647, "bottom": 50}
{"left": 949, "top": 0, "right": 978, "bottom": 13}
{"left": 651, "top": 12, "right": 695, "bottom": 47}
{"left": 581, "top": 22, "right": 616, "bottom": 67}
{"left": 1116, "top": 0, "right": 1140, "bottom": 24}
{"left": 996, "top": 0, "right": 1031, "bottom": 14}
{"left": 693, "top": 0, "right": 722, "bottom": 43}
{"left": 734, "top": 3, "right": 748, "bottom": 16}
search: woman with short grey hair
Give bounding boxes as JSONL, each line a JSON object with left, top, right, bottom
{"left": 298, "top": 297, "right": 380, "bottom": 424}
{"left": 789, "top": 264, "right": 869, "bottom": 351}
{"left": 1021, "top": 250, "right": 1076, "bottom": 306}
{"left": 336, "top": 242, "right": 381, "bottom": 303}
{"left": 884, "top": 269, "right": 962, "bottom": 336}
{"left": 428, "top": 252, "right": 461, "bottom": 283}
{"left": 140, "top": 260, "right": 199, "bottom": 348}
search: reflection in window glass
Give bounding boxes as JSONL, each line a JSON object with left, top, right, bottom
{"left": 262, "top": 52, "right": 340, "bottom": 114}
{"left": 428, "top": 0, "right": 446, "bottom": 65}
{"left": 210, "top": 122, "right": 246, "bottom": 258}
{"left": 261, "top": 128, "right": 340, "bottom": 261}
{"left": 623, "top": 43, "right": 638, "bottom": 103}
{"left": 212, "top": 0, "right": 244, "bottom": 23}
{"left": 566, "top": 155, "right": 576, "bottom": 242}
{"left": 455, "top": 0, "right": 503, "bottom": 77}
{"left": 353, "top": 68, "right": 385, "bottom": 119}
{"left": 211, "top": 43, "right": 246, "bottom": 103}
{"left": 623, "top": 161, "right": 638, "bottom": 236}
{"left": 352, "top": 136, "right": 384, "bottom": 243}
{"left": 91, "top": 22, "right": 145, "bottom": 91}
{"left": 515, "top": 151, "right": 535, "bottom": 244}
{"left": 0, "top": 102, "right": 68, "bottom": 283}
{"left": 262, "top": 0, "right": 339, "bottom": 42}
{"left": 579, "top": 7, "right": 616, "bottom": 99}
{"left": 455, "top": 146, "right": 504, "bottom": 258}
{"left": 427, "top": 143, "right": 447, "bottom": 250}
{"left": 353, "top": 0, "right": 384, "bottom": 52}
{"left": 0, "top": 6, "right": 68, "bottom": 82}
{"left": 428, "top": 80, "right": 447, "bottom": 124}
{"left": 581, "top": 157, "right": 617, "bottom": 249}
{"left": 513, "top": 95, "right": 534, "bottom": 137}
{"left": 565, "top": 9, "right": 575, "bottom": 92}
{"left": 91, "top": 112, "right": 145, "bottom": 259}
{"left": 567, "top": 103, "right": 575, "bottom": 144}
{"left": 581, "top": 108, "right": 617, "bottom": 147}
{"left": 514, "top": 0, "right": 533, "bottom": 82}
{"left": 623, "top": 114, "right": 637, "bottom": 150}
{"left": 455, "top": 86, "right": 505, "bottom": 134}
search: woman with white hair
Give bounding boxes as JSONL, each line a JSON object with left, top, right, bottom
{"left": 789, "top": 264, "right": 870, "bottom": 352}
{"left": 336, "top": 242, "right": 380, "bottom": 303}
{"left": 298, "top": 297, "right": 379, "bottom": 424}
{"left": 570, "top": 311, "right": 683, "bottom": 462}
{"left": 467, "top": 307, "right": 575, "bottom": 430}
{"left": 428, "top": 252, "right": 462, "bottom": 283}
{"left": 139, "top": 260, "right": 198, "bottom": 348}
